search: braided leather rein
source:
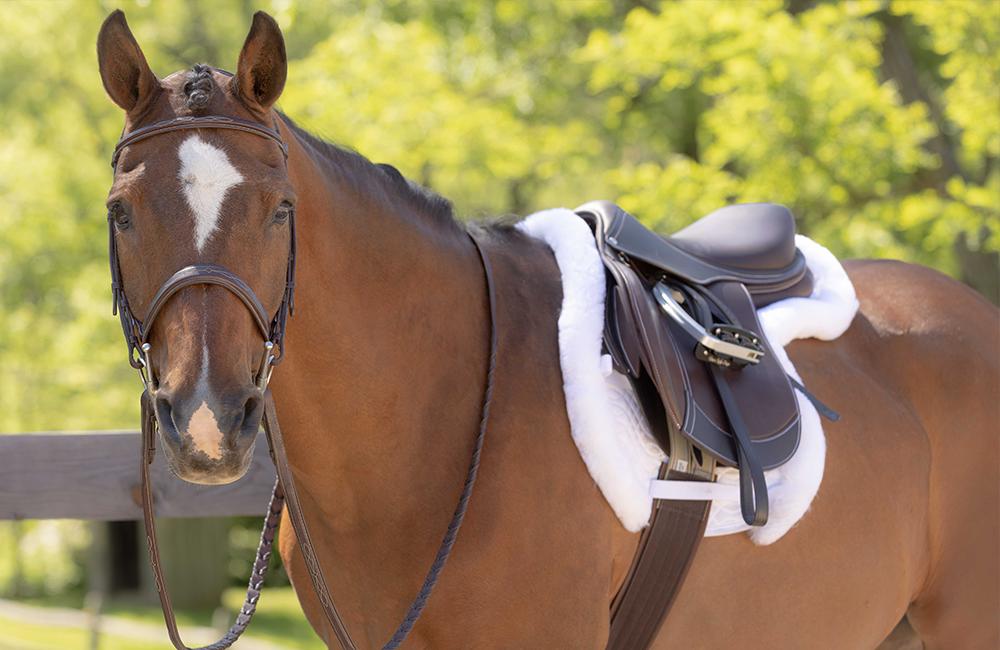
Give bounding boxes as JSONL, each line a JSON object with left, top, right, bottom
{"left": 110, "top": 115, "right": 497, "bottom": 650}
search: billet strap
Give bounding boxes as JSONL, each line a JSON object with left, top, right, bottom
{"left": 607, "top": 468, "right": 710, "bottom": 650}
{"left": 140, "top": 390, "right": 284, "bottom": 650}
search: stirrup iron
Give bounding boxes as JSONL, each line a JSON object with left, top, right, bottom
{"left": 652, "top": 282, "right": 765, "bottom": 367}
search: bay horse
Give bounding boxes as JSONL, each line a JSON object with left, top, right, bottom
{"left": 97, "top": 10, "right": 998, "bottom": 649}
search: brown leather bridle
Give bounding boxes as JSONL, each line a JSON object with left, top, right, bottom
{"left": 109, "top": 115, "right": 295, "bottom": 390}
{"left": 110, "top": 115, "right": 498, "bottom": 650}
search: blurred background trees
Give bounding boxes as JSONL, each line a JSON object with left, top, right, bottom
{"left": 1, "top": 0, "right": 997, "bottom": 435}
{"left": 0, "top": 0, "right": 997, "bottom": 617}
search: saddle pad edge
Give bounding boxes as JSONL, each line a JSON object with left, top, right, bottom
{"left": 517, "top": 209, "right": 659, "bottom": 532}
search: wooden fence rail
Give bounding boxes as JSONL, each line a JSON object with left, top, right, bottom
{"left": 0, "top": 431, "right": 277, "bottom": 520}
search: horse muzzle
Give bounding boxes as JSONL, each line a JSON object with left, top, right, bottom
{"left": 152, "top": 385, "right": 263, "bottom": 484}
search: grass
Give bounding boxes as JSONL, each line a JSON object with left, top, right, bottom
{"left": 0, "top": 616, "right": 173, "bottom": 650}
{"left": 0, "top": 587, "right": 324, "bottom": 650}
{"left": 99, "top": 588, "right": 324, "bottom": 649}
{"left": 220, "top": 588, "right": 326, "bottom": 650}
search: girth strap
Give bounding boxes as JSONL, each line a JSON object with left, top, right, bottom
{"left": 607, "top": 469, "right": 710, "bottom": 649}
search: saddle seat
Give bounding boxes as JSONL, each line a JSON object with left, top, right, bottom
{"left": 577, "top": 200, "right": 811, "bottom": 303}
{"left": 671, "top": 203, "right": 798, "bottom": 271}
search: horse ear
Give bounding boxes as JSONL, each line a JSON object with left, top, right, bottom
{"left": 96, "top": 10, "right": 159, "bottom": 113}
{"left": 233, "top": 12, "right": 287, "bottom": 111}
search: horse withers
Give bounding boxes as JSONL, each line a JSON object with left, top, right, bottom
{"left": 97, "top": 10, "right": 999, "bottom": 649}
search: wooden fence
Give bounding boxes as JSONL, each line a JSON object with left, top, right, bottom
{"left": 0, "top": 430, "right": 277, "bottom": 521}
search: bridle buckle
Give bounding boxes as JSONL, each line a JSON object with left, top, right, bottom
{"left": 256, "top": 341, "right": 276, "bottom": 392}
{"left": 138, "top": 342, "right": 157, "bottom": 393}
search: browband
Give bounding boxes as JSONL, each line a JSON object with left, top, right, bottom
{"left": 111, "top": 115, "right": 288, "bottom": 168}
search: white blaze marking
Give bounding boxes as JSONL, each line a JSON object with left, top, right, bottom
{"left": 178, "top": 135, "right": 244, "bottom": 252}
{"left": 187, "top": 339, "right": 224, "bottom": 460}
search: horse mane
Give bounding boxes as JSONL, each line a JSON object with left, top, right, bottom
{"left": 178, "top": 65, "right": 464, "bottom": 232}
{"left": 278, "top": 113, "right": 463, "bottom": 233}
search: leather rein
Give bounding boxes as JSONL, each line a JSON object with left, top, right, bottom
{"left": 110, "top": 115, "right": 498, "bottom": 650}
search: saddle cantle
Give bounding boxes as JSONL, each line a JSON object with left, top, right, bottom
{"left": 577, "top": 200, "right": 810, "bottom": 527}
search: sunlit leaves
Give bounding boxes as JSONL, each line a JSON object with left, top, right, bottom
{"left": 580, "top": 0, "right": 994, "bottom": 266}
{"left": 894, "top": 0, "right": 1000, "bottom": 170}
{"left": 0, "top": 0, "right": 997, "bottom": 434}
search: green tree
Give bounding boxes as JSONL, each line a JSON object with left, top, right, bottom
{"left": 1, "top": 0, "right": 997, "bottom": 437}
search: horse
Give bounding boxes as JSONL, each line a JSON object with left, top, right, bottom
{"left": 96, "top": 10, "right": 999, "bottom": 649}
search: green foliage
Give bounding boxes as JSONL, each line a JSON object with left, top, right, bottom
{"left": 0, "top": 0, "right": 997, "bottom": 434}
{"left": 0, "top": 520, "right": 90, "bottom": 596}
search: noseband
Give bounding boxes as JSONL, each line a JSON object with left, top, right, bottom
{"left": 110, "top": 114, "right": 498, "bottom": 650}
{"left": 108, "top": 115, "right": 295, "bottom": 393}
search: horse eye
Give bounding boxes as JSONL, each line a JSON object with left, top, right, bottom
{"left": 108, "top": 202, "right": 131, "bottom": 229}
{"left": 274, "top": 201, "right": 293, "bottom": 224}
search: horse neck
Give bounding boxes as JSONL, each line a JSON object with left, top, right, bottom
{"left": 271, "top": 123, "right": 492, "bottom": 533}
{"left": 264, "top": 121, "right": 581, "bottom": 642}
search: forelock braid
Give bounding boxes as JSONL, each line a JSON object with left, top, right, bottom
{"left": 183, "top": 64, "right": 214, "bottom": 110}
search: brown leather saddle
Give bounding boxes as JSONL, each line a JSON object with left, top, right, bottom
{"left": 592, "top": 201, "right": 843, "bottom": 649}
{"left": 576, "top": 200, "right": 814, "bottom": 526}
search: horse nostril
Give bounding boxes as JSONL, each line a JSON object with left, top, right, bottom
{"left": 153, "top": 395, "right": 182, "bottom": 445}
{"left": 240, "top": 394, "right": 263, "bottom": 433}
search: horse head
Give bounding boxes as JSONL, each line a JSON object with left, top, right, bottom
{"left": 99, "top": 10, "right": 293, "bottom": 485}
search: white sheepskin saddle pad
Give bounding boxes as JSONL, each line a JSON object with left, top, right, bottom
{"left": 517, "top": 208, "right": 859, "bottom": 545}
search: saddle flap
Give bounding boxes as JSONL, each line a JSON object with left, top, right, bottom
{"left": 625, "top": 278, "right": 800, "bottom": 469}
{"left": 604, "top": 282, "right": 643, "bottom": 378}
